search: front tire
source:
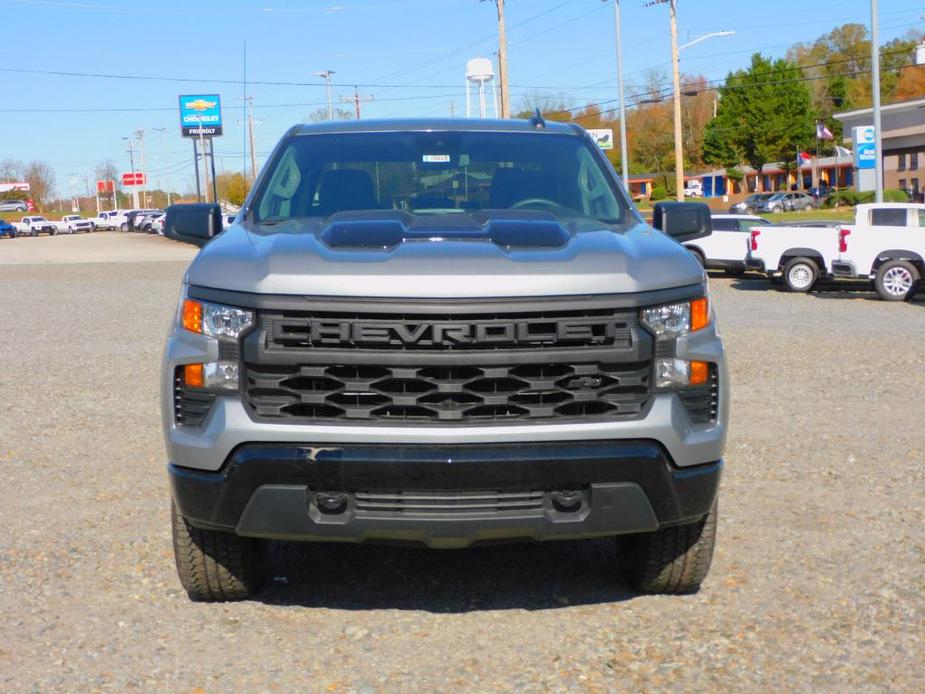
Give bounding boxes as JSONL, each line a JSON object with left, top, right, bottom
{"left": 620, "top": 501, "right": 718, "bottom": 594}
{"left": 171, "top": 501, "right": 261, "bottom": 602}
{"left": 874, "top": 260, "right": 920, "bottom": 302}
{"left": 120, "top": 222, "right": 128, "bottom": 232}
{"left": 783, "top": 257, "right": 818, "bottom": 292}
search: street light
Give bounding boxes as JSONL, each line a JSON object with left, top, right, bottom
{"left": 602, "top": 0, "right": 629, "bottom": 192}
{"left": 648, "top": 0, "right": 733, "bottom": 200}
{"left": 314, "top": 70, "right": 335, "bottom": 120}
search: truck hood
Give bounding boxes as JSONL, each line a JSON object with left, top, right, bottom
{"left": 186, "top": 216, "right": 704, "bottom": 298}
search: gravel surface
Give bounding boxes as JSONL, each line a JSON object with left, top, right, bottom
{"left": 1, "top": 234, "right": 923, "bottom": 692}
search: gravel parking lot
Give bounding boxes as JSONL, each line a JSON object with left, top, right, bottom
{"left": 1, "top": 233, "right": 923, "bottom": 691}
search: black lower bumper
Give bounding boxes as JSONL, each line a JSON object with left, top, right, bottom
{"left": 745, "top": 258, "right": 766, "bottom": 272}
{"left": 170, "top": 441, "right": 722, "bottom": 548}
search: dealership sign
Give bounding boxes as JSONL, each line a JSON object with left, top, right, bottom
{"left": 853, "top": 126, "right": 876, "bottom": 170}
{"left": 587, "top": 129, "right": 614, "bottom": 151}
{"left": 122, "top": 172, "right": 146, "bottom": 186}
{"left": 0, "top": 182, "right": 30, "bottom": 193}
{"left": 179, "top": 94, "right": 223, "bottom": 138}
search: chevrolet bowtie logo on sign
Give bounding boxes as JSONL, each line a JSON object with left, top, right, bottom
{"left": 179, "top": 94, "right": 223, "bottom": 138}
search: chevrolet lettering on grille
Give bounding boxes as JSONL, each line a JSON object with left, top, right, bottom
{"left": 308, "top": 319, "right": 616, "bottom": 347}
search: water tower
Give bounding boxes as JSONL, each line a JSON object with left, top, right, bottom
{"left": 465, "top": 58, "right": 497, "bottom": 119}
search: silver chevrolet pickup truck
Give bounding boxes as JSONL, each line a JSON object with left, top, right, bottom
{"left": 162, "top": 116, "right": 727, "bottom": 601}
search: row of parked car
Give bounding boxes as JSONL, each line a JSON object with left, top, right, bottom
{"left": 0, "top": 209, "right": 167, "bottom": 238}
{"left": 686, "top": 203, "right": 925, "bottom": 302}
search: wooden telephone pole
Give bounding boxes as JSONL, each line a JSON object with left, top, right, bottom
{"left": 340, "top": 87, "right": 374, "bottom": 120}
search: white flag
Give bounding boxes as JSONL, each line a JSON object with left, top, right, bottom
{"left": 834, "top": 145, "right": 852, "bottom": 158}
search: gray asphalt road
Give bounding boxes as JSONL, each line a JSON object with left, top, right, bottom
{"left": 1, "top": 234, "right": 923, "bottom": 692}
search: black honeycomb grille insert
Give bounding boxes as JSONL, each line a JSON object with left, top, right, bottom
{"left": 244, "top": 361, "right": 651, "bottom": 423}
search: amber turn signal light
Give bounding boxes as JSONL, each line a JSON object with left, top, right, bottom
{"left": 182, "top": 299, "right": 202, "bottom": 333}
{"left": 690, "top": 297, "right": 710, "bottom": 332}
{"left": 184, "top": 363, "right": 204, "bottom": 388}
{"left": 690, "top": 360, "right": 709, "bottom": 386}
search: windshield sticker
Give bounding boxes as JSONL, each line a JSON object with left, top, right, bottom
{"left": 422, "top": 154, "right": 451, "bottom": 163}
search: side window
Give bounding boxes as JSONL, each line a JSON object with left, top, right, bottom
{"left": 711, "top": 218, "right": 739, "bottom": 231}
{"left": 917, "top": 209, "right": 925, "bottom": 227}
{"left": 257, "top": 147, "right": 301, "bottom": 220}
{"left": 739, "top": 220, "right": 763, "bottom": 231}
{"left": 869, "top": 208, "right": 909, "bottom": 227}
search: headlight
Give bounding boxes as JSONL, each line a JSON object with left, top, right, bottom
{"left": 182, "top": 298, "right": 254, "bottom": 339}
{"left": 641, "top": 298, "right": 711, "bottom": 390}
{"left": 183, "top": 361, "right": 239, "bottom": 391}
{"left": 640, "top": 297, "right": 709, "bottom": 338}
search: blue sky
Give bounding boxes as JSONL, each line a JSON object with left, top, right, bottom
{"left": 1, "top": 0, "right": 922, "bottom": 198}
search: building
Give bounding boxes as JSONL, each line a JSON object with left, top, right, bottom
{"left": 835, "top": 96, "right": 925, "bottom": 200}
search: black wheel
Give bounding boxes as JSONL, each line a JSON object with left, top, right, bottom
{"left": 805, "top": 203, "right": 815, "bottom": 211}
{"left": 120, "top": 222, "right": 128, "bottom": 232}
{"left": 782, "top": 257, "right": 818, "bottom": 293}
{"left": 31, "top": 229, "right": 37, "bottom": 237}
{"left": 743, "top": 206, "right": 754, "bottom": 215}
{"left": 874, "top": 260, "right": 920, "bottom": 302}
{"left": 171, "top": 501, "right": 261, "bottom": 601}
{"left": 620, "top": 501, "right": 718, "bottom": 594}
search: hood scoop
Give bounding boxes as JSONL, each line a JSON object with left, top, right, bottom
{"left": 320, "top": 211, "right": 571, "bottom": 250}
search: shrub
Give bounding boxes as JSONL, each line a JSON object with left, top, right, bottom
{"left": 824, "top": 189, "right": 908, "bottom": 207}
{"left": 650, "top": 185, "right": 668, "bottom": 201}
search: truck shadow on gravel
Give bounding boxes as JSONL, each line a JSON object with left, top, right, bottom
{"left": 726, "top": 276, "right": 925, "bottom": 304}
{"left": 253, "top": 538, "right": 638, "bottom": 611}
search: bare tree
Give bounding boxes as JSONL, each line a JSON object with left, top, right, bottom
{"left": 23, "top": 160, "right": 56, "bottom": 209}
{"left": 0, "top": 158, "right": 24, "bottom": 182}
{"left": 94, "top": 158, "right": 119, "bottom": 187}
{"left": 306, "top": 107, "right": 353, "bottom": 123}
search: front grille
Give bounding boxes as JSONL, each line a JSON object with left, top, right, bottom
{"left": 245, "top": 361, "right": 651, "bottom": 423}
{"left": 354, "top": 490, "right": 544, "bottom": 516}
{"left": 242, "top": 298, "right": 655, "bottom": 424}
{"left": 678, "top": 367, "right": 719, "bottom": 424}
{"left": 260, "top": 306, "right": 638, "bottom": 352}
{"left": 173, "top": 369, "right": 216, "bottom": 427}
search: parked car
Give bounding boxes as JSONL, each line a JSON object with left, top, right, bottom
{"left": 756, "top": 191, "right": 816, "bottom": 213}
{"left": 151, "top": 214, "right": 166, "bottom": 235}
{"left": 0, "top": 199, "right": 28, "bottom": 212}
{"left": 746, "top": 224, "right": 842, "bottom": 292}
{"left": 87, "top": 210, "right": 117, "bottom": 230}
{"left": 831, "top": 203, "right": 925, "bottom": 301}
{"left": 138, "top": 211, "right": 164, "bottom": 232}
{"left": 807, "top": 185, "right": 831, "bottom": 200}
{"left": 59, "top": 214, "right": 93, "bottom": 234}
{"left": 0, "top": 218, "right": 16, "bottom": 238}
{"left": 684, "top": 214, "right": 770, "bottom": 274}
{"left": 16, "top": 215, "right": 57, "bottom": 236}
{"left": 728, "top": 193, "right": 773, "bottom": 215}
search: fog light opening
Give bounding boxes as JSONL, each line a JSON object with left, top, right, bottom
{"left": 551, "top": 490, "right": 583, "bottom": 513}
{"left": 314, "top": 492, "right": 349, "bottom": 515}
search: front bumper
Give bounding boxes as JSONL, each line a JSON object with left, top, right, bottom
{"left": 170, "top": 441, "right": 722, "bottom": 547}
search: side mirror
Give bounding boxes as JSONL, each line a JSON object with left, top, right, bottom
{"left": 652, "top": 201, "right": 712, "bottom": 243}
{"left": 164, "top": 203, "right": 222, "bottom": 247}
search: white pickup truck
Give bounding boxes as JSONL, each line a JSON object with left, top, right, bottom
{"left": 831, "top": 203, "right": 925, "bottom": 301}
{"left": 745, "top": 221, "right": 842, "bottom": 292}
{"left": 58, "top": 214, "right": 93, "bottom": 234}
{"left": 15, "top": 215, "right": 58, "bottom": 236}
{"left": 684, "top": 214, "right": 769, "bottom": 274}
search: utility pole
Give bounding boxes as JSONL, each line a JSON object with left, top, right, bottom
{"left": 605, "top": 0, "right": 630, "bottom": 191}
{"left": 314, "top": 70, "right": 335, "bottom": 120}
{"left": 668, "top": 0, "right": 683, "bottom": 201}
{"left": 340, "top": 87, "right": 374, "bottom": 120}
{"left": 495, "top": 0, "right": 511, "bottom": 118}
{"left": 871, "top": 0, "right": 883, "bottom": 203}
{"left": 153, "top": 127, "right": 170, "bottom": 206}
{"left": 135, "top": 129, "right": 147, "bottom": 207}
{"left": 122, "top": 136, "right": 139, "bottom": 208}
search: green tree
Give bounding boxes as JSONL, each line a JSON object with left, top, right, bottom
{"left": 215, "top": 172, "right": 251, "bottom": 207}
{"left": 704, "top": 54, "right": 814, "bottom": 192}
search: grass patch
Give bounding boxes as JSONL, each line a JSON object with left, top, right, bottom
{"left": 763, "top": 208, "right": 855, "bottom": 224}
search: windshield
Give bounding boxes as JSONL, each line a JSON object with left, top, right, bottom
{"left": 252, "top": 131, "right": 628, "bottom": 225}
{"left": 769, "top": 193, "right": 786, "bottom": 201}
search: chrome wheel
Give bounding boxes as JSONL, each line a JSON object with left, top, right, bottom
{"left": 882, "top": 266, "right": 914, "bottom": 297}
